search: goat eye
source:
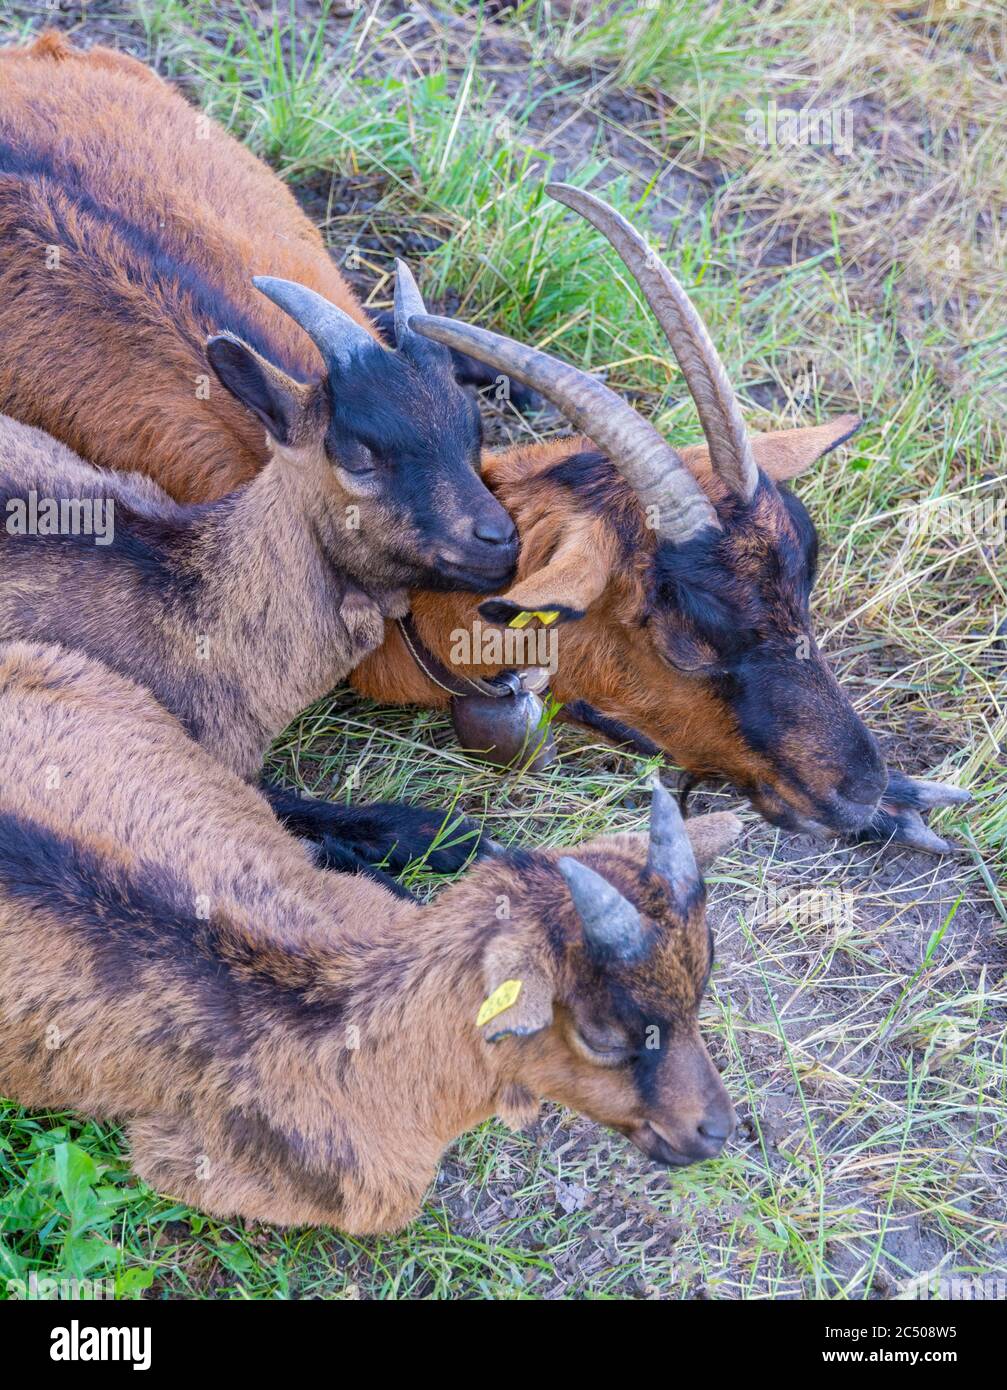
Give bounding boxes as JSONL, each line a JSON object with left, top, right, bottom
{"left": 339, "top": 456, "right": 376, "bottom": 477}
{"left": 577, "top": 1031, "right": 635, "bottom": 1065}
{"left": 332, "top": 440, "right": 379, "bottom": 476}
{"left": 661, "top": 653, "right": 722, "bottom": 678}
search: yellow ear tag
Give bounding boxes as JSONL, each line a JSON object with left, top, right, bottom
{"left": 508, "top": 610, "right": 560, "bottom": 630}
{"left": 477, "top": 979, "right": 522, "bottom": 1028}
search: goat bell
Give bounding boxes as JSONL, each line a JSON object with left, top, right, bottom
{"left": 450, "top": 673, "right": 556, "bottom": 773}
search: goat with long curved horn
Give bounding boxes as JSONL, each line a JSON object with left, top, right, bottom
{"left": 407, "top": 314, "right": 720, "bottom": 543}
{"left": 393, "top": 258, "right": 428, "bottom": 345}
{"left": 252, "top": 275, "right": 377, "bottom": 370}
{"left": 546, "top": 182, "right": 759, "bottom": 503}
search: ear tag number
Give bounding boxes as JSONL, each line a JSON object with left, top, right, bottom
{"left": 477, "top": 979, "right": 523, "bottom": 1027}
{"left": 509, "top": 610, "right": 560, "bottom": 629}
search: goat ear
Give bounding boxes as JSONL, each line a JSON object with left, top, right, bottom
{"left": 685, "top": 811, "right": 743, "bottom": 870}
{"left": 479, "top": 515, "right": 616, "bottom": 627}
{"left": 479, "top": 934, "right": 554, "bottom": 1043}
{"left": 679, "top": 415, "right": 862, "bottom": 485}
{"left": 206, "top": 333, "right": 303, "bottom": 446}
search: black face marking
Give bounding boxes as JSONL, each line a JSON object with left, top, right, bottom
{"left": 325, "top": 334, "right": 518, "bottom": 588}
{"left": 631, "top": 1022, "right": 670, "bottom": 1108}
{"left": 651, "top": 481, "right": 806, "bottom": 668}
{"left": 535, "top": 451, "right": 881, "bottom": 827}
{"left": 778, "top": 486, "right": 818, "bottom": 598}
{"left": 542, "top": 450, "right": 642, "bottom": 554}
{"left": 647, "top": 476, "right": 885, "bottom": 819}
{"left": 591, "top": 966, "right": 694, "bottom": 1097}
{"left": 325, "top": 336, "right": 482, "bottom": 476}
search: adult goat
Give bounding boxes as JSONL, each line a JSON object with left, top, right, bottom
{"left": 0, "top": 36, "right": 967, "bottom": 853}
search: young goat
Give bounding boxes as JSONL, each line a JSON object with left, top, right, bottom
{"left": 0, "top": 31, "right": 518, "bottom": 592}
{"left": 0, "top": 639, "right": 741, "bottom": 1233}
{"left": 0, "top": 412, "right": 491, "bottom": 887}
{"left": 0, "top": 38, "right": 966, "bottom": 854}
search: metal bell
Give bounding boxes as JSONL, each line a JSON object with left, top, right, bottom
{"left": 450, "top": 672, "right": 556, "bottom": 772}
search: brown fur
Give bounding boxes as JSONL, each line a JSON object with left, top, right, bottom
{"left": 0, "top": 32, "right": 373, "bottom": 500}
{"left": 0, "top": 34, "right": 875, "bottom": 832}
{"left": 351, "top": 420, "right": 877, "bottom": 832}
{"left": 0, "top": 33, "right": 512, "bottom": 598}
{"left": 0, "top": 639, "right": 742, "bottom": 1233}
{"left": 0, "top": 412, "right": 406, "bottom": 778}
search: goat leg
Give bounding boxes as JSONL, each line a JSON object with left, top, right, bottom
{"left": 856, "top": 771, "right": 972, "bottom": 854}
{"left": 261, "top": 783, "right": 491, "bottom": 875}
{"left": 312, "top": 836, "right": 418, "bottom": 901}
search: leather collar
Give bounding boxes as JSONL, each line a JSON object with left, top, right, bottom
{"left": 396, "top": 616, "right": 662, "bottom": 772}
{"left": 396, "top": 615, "right": 522, "bottom": 700}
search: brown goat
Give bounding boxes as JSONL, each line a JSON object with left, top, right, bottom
{"left": 0, "top": 31, "right": 517, "bottom": 593}
{"left": 0, "top": 412, "right": 406, "bottom": 780}
{"left": 0, "top": 412, "right": 497, "bottom": 888}
{"left": 0, "top": 638, "right": 742, "bottom": 1233}
{"left": 0, "top": 34, "right": 967, "bottom": 853}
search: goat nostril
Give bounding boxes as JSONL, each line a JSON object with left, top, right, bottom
{"left": 698, "top": 1118, "right": 732, "bottom": 1144}
{"left": 838, "top": 771, "right": 885, "bottom": 806}
{"left": 472, "top": 516, "right": 517, "bottom": 547}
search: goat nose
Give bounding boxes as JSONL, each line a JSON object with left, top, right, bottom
{"left": 698, "top": 1118, "right": 732, "bottom": 1144}
{"left": 838, "top": 765, "right": 886, "bottom": 807}
{"left": 697, "top": 1095, "right": 735, "bottom": 1151}
{"left": 472, "top": 514, "right": 517, "bottom": 546}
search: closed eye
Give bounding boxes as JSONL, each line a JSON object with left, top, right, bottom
{"left": 575, "top": 1031, "right": 638, "bottom": 1067}
{"left": 339, "top": 454, "right": 377, "bottom": 476}
{"left": 661, "top": 654, "right": 724, "bottom": 677}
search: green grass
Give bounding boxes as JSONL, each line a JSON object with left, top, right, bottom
{"left": 0, "top": 0, "right": 1004, "bottom": 1301}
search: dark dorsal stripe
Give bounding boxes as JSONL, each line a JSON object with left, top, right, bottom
{"left": 0, "top": 138, "right": 309, "bottom": 380}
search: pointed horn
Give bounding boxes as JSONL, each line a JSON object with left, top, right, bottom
{"left": 557, "top": 857, "right": 647, "bottom": 961}
{"left": 409, "top": 313, "right": 720, "bottom": 542}
{"left": 647, "top": 775, "right": 700, "bottom": 900}
{"left": 393, "top": 258, "right": 428, "bottom": 344}
{"left": 547, "top": 183, "right": 759, "bottom": 503}
{"left": 253, "top": 276, "right": 376, "bottom": 371}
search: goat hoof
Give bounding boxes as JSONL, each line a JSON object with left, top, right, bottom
{"left": 861, "top": 770, "right": 973, "bottom": 855}
{"left": 882, "top": 771, "right": 972, "bottom": 810}
{"left": 887, "top": 810, "right": 955, "bottom": 856}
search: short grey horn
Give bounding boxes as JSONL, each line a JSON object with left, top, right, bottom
{"left": 558, "top": 857, "right": 646, "bottom": 961}
{"left": 253, "top": 276, "right": 377, "bottom": 371}
{"left": 393, "top": 259, "right": 428, "bottom": 344}
{"left": 647, "top": 775, "right": 700, "bottom": 900}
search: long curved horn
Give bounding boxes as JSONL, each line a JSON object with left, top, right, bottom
{"left": 253, "top": 276, "right": 377, "bottom": 371}
{"left": 558, "top": 857, "right": 647, "bottom": 962}
{"left": 547, "top": 183, "right": 758, "bottom": 503}
{"left": 393, "top": 259, "right": 428, "bottom": 344}
{"left": 409, "top": 313, "right": 720, "bottom": 542}
{"left": 647, "top": 776, "right": 700, "bottom": 903}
